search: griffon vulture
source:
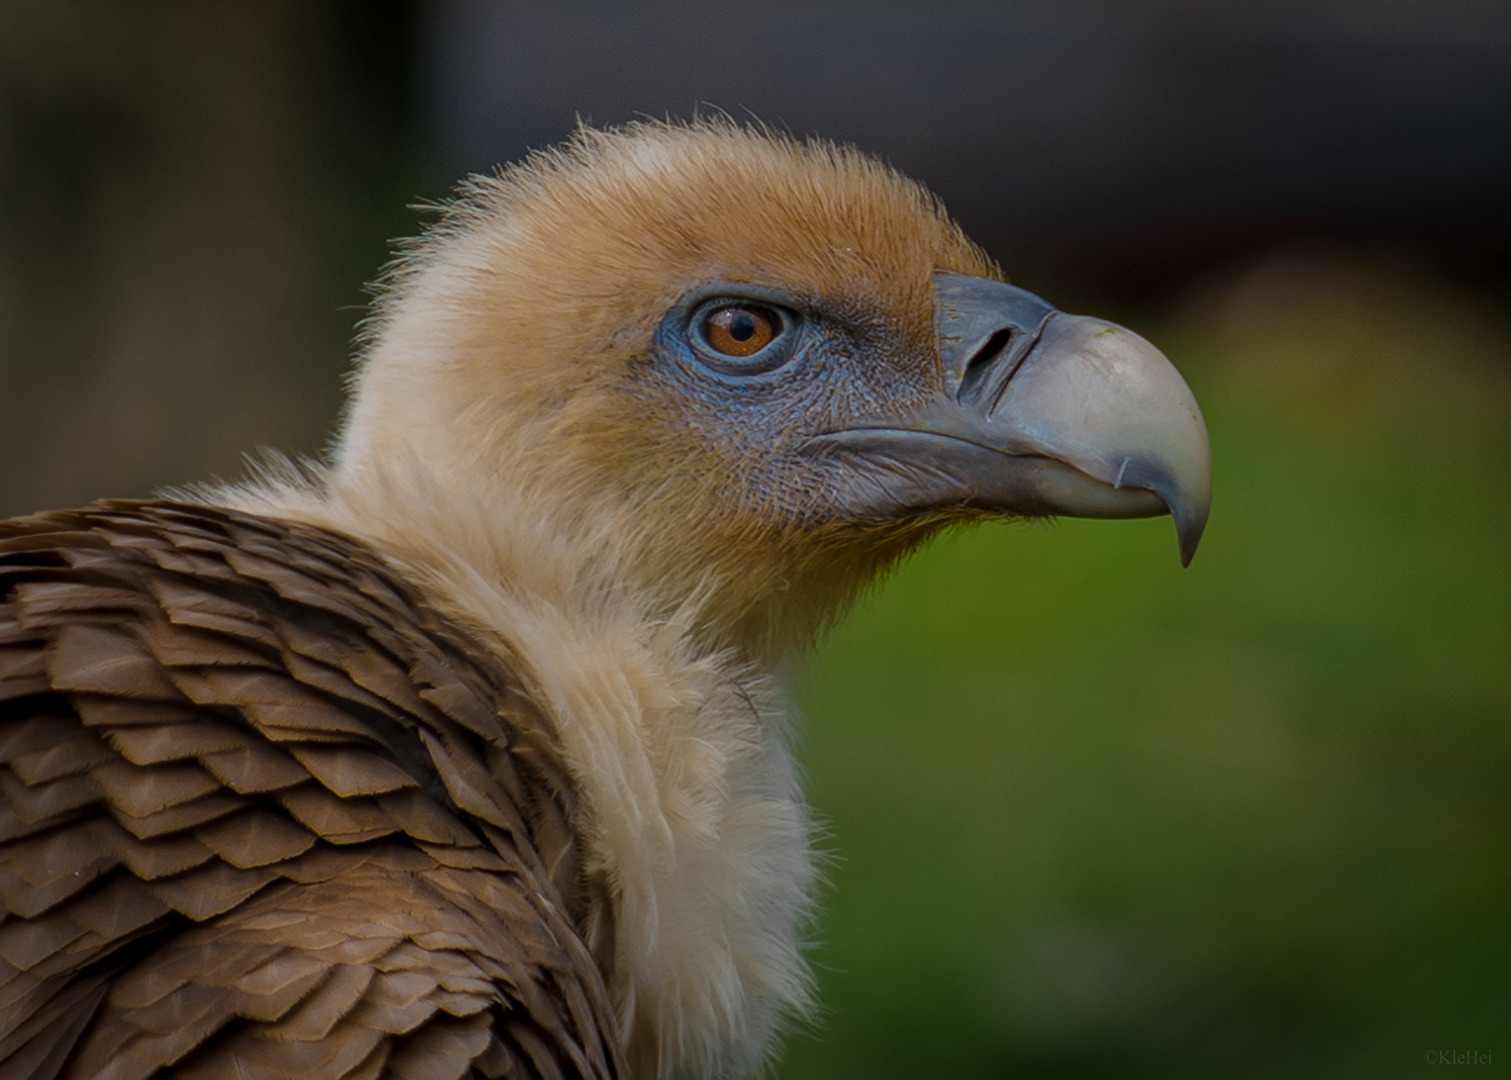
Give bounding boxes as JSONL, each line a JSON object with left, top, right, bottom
{"left": 0, "top": 121, "right": 1210, "bottom": 1080}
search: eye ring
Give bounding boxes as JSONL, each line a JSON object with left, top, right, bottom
{"left": 689, "top": 300, "right": 795, "bottom": 375}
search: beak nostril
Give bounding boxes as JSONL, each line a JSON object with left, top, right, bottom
{"left": 956, "top": 327, "right": 1015, "bottom": 408}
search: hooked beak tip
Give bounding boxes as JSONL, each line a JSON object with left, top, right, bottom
{"left": 1178, "top": 511, "right": 1206, "bottom": 568}
{"left": 1112, "top": 452, "right": 1210, "bottom": 567}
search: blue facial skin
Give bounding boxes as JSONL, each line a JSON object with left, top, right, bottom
{"left": 634, "top": 281, "right": 937, "bottom": 521}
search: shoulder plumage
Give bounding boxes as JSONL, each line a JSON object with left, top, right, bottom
{"left": 0, "top": 500, "right": 622, "bottom": 1079}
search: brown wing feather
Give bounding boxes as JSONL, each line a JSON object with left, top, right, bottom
{"left": 0, "top": 501, "right": 622, "bottom": 1080}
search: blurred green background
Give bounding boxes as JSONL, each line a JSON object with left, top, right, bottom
{"left": 787, "top": 254, "right": 1511, "bottom": 1077}
{"left": 2, "top": 3, "right": 1508, "bottom": 1076}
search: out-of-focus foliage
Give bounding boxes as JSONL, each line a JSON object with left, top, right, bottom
{"left": 0, "top": 2, "right": 416, "bottom": 519}
{"left": 786, "top": 252, "right": 1511, "bottom": 1079}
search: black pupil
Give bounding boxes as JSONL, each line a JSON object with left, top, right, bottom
{"left": 728, "top": 311, "right": 758, "bottom": 341}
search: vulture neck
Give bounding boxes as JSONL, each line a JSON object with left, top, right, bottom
{"left": 226, "top": 455, "right": 819, "bottom": 1080}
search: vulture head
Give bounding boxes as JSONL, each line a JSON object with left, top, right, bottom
{"left": 317, "top": 121, "right": 1210, "bottom": 662}
{"left": 206, "top": 119, "right": 1211, "bottom": 1076}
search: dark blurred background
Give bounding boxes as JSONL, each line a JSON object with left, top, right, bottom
{"left": 2, "top": 2, "right": 1508, "bottom": 1077}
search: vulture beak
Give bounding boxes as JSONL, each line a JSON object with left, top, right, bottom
{"left": 813, "top": 272, "right": 1213, "bottom": 565}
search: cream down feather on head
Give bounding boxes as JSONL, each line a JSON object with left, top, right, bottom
{"left": 307, "top": 121, "right": 1003, "bottom": 654}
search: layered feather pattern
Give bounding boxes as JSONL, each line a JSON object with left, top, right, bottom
{"left": 0, "top": 501, "right": 622, "bottom": 1080}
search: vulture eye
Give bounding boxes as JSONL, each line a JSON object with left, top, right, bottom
{"left": 693, "top": 302, "right": 791, "bottom": 372}
{"left": 702, "top": 305, "right": 779, "bottom": 356}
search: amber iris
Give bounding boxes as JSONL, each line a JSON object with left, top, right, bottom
{"left": 702, "top": 305, "right": 778, "bottom": 358}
